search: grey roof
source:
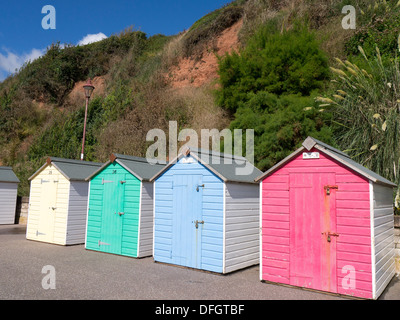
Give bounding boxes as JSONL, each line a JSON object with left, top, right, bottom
{"left": 86, "top": 153, "right": 166, "bottom": 182}
{"left": 29, "top": 157, "right": 102, "bottom": 181}
{"left": 150, "top": 147, "right": 262, "bottom": 184}
{"left": 0, "top": 167, "right": 20, "bottom": 183}
{"left": 256, "top": 136, "right": 397, "bottom": 187}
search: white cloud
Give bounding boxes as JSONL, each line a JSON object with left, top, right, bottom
{"left": 0, "top": 31, "right": 107, "bottom": 81}
{"left": 77, "top": 32, "right": 107, "bottom": 46}
{"left": 0, "top": 48, "right": 45, "bottom": 81}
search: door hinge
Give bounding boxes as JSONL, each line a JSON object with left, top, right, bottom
{"left": 102, "top": 178, "right": 114, "bottom": 184}
{"left": 98, "top": 240, "right": 110, "bottom": 246}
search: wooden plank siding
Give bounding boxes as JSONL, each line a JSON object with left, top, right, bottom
{"left": 66, "top": 181, "right": 89, "bottom": 245}
{"left": 261, "top": 149, "right": 374, "bottom": 299}
{"left": 224, "top": 182, "right": 259, "bottom": 273}
{"left": 138, "top": 181, "right": 154, "bottom": 258}
{"left": 372, "top": 183, "right": 395, "bottom": 299}
{"left": 0, "top": 182, "right": 18, "bottom": 224}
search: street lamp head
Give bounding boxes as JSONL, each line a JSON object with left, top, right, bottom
{"left": 83, "top": 78, "right": 95, "bottom": 99}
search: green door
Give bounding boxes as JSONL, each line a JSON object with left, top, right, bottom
{"left": 99, "top": 172, "right": 126, "bottom": 255}
{"left": 86, "top": 162, "right": 140, "bottom": 257}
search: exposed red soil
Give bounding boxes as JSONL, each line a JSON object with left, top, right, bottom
{"left": 168, "top": 19, "right": 243, "bottom": 88}
{"left": 66, "top": 76, "right": 107, "bottom": 108}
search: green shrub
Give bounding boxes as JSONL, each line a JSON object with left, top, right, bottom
{"left": 217, "top": 20, "right": 329, "bottom": 111}
{"left": 344, "top": 0, "right": 400, "bottom": 60}
{"left": 217, "top": 19, "right": 332, "bottom": 170}
{"left": 230, "top": 92, "right": 334, "bottom": 171}
{"left": 16, "top": 31, "right": 147, "bottom": 105}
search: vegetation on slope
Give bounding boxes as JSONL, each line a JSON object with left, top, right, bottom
{"left": 1, "top": 0, "right": 400, "bottom": 206}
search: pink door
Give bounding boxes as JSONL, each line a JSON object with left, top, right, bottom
{"left": 289, "top": 172, "right": 337, "bottom": 293}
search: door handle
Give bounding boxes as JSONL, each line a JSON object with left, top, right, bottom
{"left": 196, "top": 184, "right": 205, "bottom": 192}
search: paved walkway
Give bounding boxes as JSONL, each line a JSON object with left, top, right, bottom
{"left": 0, "top": 225, "right": 398, "bottom": 300}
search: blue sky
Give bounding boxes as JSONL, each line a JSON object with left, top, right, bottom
{"left": 0, "top": 0, "right": 233, "bottom": 81}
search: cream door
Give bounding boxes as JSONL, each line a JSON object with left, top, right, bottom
{"left": 36, "top": 174, "right": 58, "bottom": 243}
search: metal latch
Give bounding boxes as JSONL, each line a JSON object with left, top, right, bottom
{"left": 120, "top": 180, "right": 126, "bottom": 184}
{"left": 118, "top": 212, "right": 125, "bottom": 216}
{"left": 196, "top": 184, "right": 205, "bottom": 192}
{"left": 324, "top": 185, "right": 338, "bottom": 195}
{"left": 194, "top": 220, "right": 204, "bottom": 228}
{"left": 322, "top": 232, "right": 339, "bottom": 242}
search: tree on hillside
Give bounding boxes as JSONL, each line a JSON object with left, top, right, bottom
{"left": 216, "top": 20, "right": 333, "bottom": 170}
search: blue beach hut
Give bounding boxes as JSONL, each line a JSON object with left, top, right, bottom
{"left": 150, "top": 148, "right": 262, "bottom": 273}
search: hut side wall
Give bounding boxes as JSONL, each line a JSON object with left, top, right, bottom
{"left": 0, "top": 182, "right": 18, "bottom": 224}
{"left": 224, "top": 182, "right": 259, "bottom": 273}
{"left": 138, "top": 181, "right": 154, "bottom": 258}
{"left": 65, "top": 181, "right": 89, "bottom": 245}
{"left": 372, "top": 183, "right": 395, "bottom": 298}
{"left": 261, "top": 149, "right": 373, "bottom": 299}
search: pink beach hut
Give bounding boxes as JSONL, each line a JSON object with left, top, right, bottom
{"left": 255, "top": 137, "right": 396, "bottom": 299}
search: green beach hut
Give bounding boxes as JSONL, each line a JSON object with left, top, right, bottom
{"left": 85, "top": 153, "right": 165, "bottom": 258}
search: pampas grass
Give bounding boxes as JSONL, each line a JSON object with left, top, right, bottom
{"left": 321, "top": 45, "right": 400, "bottom": 207}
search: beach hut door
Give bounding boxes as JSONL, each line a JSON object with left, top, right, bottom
{"left": 172, "top": 174, "right": 204, "bottom": 269}
{"left": 100, "top": 173, "right": 126, "bottom": 254}
{"left": 37, "top": 174, "right": 57, "bottom": 242}
{"left": 289, "top": 172, "right": 337, "bottom": 293}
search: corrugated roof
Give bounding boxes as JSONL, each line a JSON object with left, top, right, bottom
{"left": 29, "top": 157, "right": 102, "bottom": 181}
{"left": 0, "top": 167, "right": 20, "bottom": 183}
{"left": 150, "top": 147, "right": 262, "bottom": 184}
{"left": 86, "top": 153, "right": 166, "bottom": 182}
{"left": 256, "top": 136, "right": 397, "bottom": 187}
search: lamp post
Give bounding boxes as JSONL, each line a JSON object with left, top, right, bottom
{"left": 80, "top": 79, "right": 95, "bottom": 160}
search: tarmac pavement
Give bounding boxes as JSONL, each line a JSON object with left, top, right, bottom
{"left": 0, "top": 224, "right": 399, "bottom": 301}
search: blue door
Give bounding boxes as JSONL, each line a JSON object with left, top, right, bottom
{"left": 172, "top": 174, "right": 203, "bottom": 269}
